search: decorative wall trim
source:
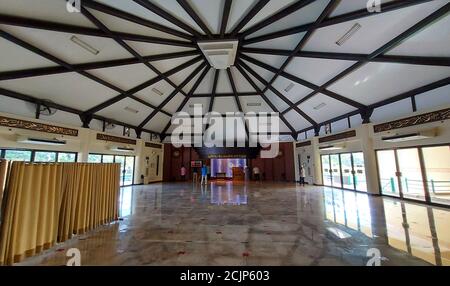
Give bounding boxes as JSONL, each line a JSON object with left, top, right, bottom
{"left": 296, "top": 141, "right": 311, "bottom": 148}
{"left": 0, "top": 115, "right": 78, "bottom": 136}
{"left": 319, "top": 130, "right": 356, "bottom": 143}
{"left": 145, "top": 142, "right": 162, "bottom": 149}
{"left": 96, "top": 133, "right": 136, "bottom": 145}
{"left": 374, "top": 108, "right": 450, "bottom": 133}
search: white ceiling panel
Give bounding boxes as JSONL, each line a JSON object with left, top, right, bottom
{"left": 124, "top": 41, "right": 195, "bottom": 56}
{"left": 216, "top": 69, "right": 233, "bottom": 93}
{"left": 89, "top": 63, "right": 157, "bottom": 91}
{"left": 96, "top": 97, "right": 154, "bottom": 126}
{"left": 0, "top": 96, "right": 36, "bottom": 118}
{"left": 194, "top": 69, "right": 215, "bottom": 94}
{"left": 151, "top": 55, "right": 198, "bottom": 73}
{"left": 213, "top": 97, "right": 239, "bottom": 114}
{"left": 0, "top": 25, "right": 131, "bottom": 65}
{"left": 241, "top": 60, "right": 275, "bottom": 83}
{"left": 248, "top": 0, "right": 330, "bottom": 39}
{"left": 181, "top": 97, "right": 210, "bottom": 114}
{"left": 230, "top": 66, "right": 255, "bottom": 93}
{"left": 415, "top": 85, "right": 450, "bottom": 112}
{"left": 0, "top": 0, "right": 97, "bottom": 28}
{"left": 284, "top": 109, "right": 310, "bottom": 131}
{"left": 330, "top": 0, "right": 395, "bottom": 17}
{"left": 285, "top": 57, "right": 356, "bottom": 86}
{"left": 386, "top": 14, "right": 450, "bottom": 57}
{"left": 144, "top": 112, "right": 171, "bottom": 132}
{"left": 265, "top": 90, "right": 289, "bottom": 112}
{"left": 242, "top": 53, "right": 287, "bottom": 69}
{"left": 168, "top": 61, "right": 202, "bottom": 87}
{"left": 371, "top": 98, "right": 412, "bottom": 123}
{"left": 162, "top": 93, "right": 185, "bottom": 114}
{"left": 328, "top": 63, "right": 450, "bottom": 105}
{"left": 0, "top": 72, "right": 117, "bottom": 111}
{"left": 0, "top": 37, "right": 57, "bottom": 72}
{"left": 182, "top": 66, "right": 209, "bottom": 93}
{"left": 245, "top": 32, "right": 305, "bottom": 50}
{"left": 188, "top": 0, "right": 224, "bottom": 34}
{"left": 303, "top": 1, "right": 448, "bottom": 54}
{"left": 298, "top": 93, "right": 356, "bottom": 123}
{"left": 227, "top": 0, "right": 258, "bottom": 33}
{"left": 272, "top": 76, "right": 313, "bottom": 103}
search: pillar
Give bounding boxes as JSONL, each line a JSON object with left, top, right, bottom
{"left": 359, "top": 124, "right": 380, "bottom": 195}
{"left": 78, "top": 128, "right": 91, "bottom": 162}
{"left": 311, "top": 136, "right": 323, "bottom": 185}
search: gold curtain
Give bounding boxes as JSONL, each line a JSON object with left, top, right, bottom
{"left": 0, "top": 162, "right": 120, "bottom": 265}
{"left": 0, "top": 159, "right": 9, "bottom": 210}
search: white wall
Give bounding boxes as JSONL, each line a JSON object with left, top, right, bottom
{"left": 0, "top": 111, "right": 164, "bottom": 184}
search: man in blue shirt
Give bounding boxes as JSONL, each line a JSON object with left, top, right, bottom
{"left": 201, "top": 163, "right": 208, "bottom": 185}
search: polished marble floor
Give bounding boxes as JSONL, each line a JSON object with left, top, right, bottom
{"left": 16, "top": 182, "right": 450, "bottom": 266}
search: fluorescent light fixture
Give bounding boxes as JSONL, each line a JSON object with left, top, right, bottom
{"left": 313, "top": 102, "right": 326, "bottom": 110}
{"left": 319, "top": 145, "right": 343, "bottom": 151}
{"left": 336, "top": 23, "right": 361, "bottom": 46}
{"left": 124, "top": 106, "right": 139, "bottom": 114}
{"left": 284, "top": 83, "right": 295, "bottom": 93}
{"left": 17, "top": 137, "right": 66, "bottom": 146}
{"left": 247, "top": 102, "right": 261, "bottom": 107}
{"left": 70, "top": 36, "right": 99, "bottom": 55}
{"left": 151, "top": 88, "right": 164, "bottom": 96}
{"left": 382, "top": 131, "right": 434, "bottom": 143}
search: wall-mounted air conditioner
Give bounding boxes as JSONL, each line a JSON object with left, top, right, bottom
{"left": 17, "top": 136, "right": 66, "bottom": 146}
{"left": 381, "top": 130, "right": 436, "bottom": 143}
{"left": 109, "top": 146, "right": 134, "bottom": 152}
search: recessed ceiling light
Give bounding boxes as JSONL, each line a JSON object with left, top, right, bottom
{"left": 124, "top": 106, "right": 139, "bottom": 114}
{"left": 70, "top": 36, "right": 99, "bottom": 55}
{"left": 284, "top": 83, "right": 295, "bottom": 93}
{"left": 354, "top": 80, "right": 361, "bottom": 86}
{"left": 313, "top": 102, "right": 326, "bottom": 110}
{"left": 336, "top": 23, "right": 361, "bottom": 46}
{"left": 151, "top": 88, "right": 164, "bottom": 96}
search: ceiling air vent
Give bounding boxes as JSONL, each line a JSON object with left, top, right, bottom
{"left": 124, "top": 106, "right": 139, "bottom": 114}
{"left": 151, "top": 88, "right": 164, "bottom": 96}
{"left": 247, "top": 102, "right": 261, "bottom": 107}
{"left": 198, "top": 40, "right": 239, "bottom": 69}
{"left": 70, "top": 36, "right": 99, "bottom": 55}
{"left": 313, "top": 103, "right": 326, "bottom": 110}
{"left": 284, "top": 83, "right": 295, "bottom": 93}
{"left": 336, "top": 23, "right": 361, "bottom": 46}
{"left": 381, "top": 131, "right": 435, "bottom": 143}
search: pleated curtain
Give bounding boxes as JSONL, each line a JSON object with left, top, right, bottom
{"left": 0, "top": 162, "right": 120, "bottom": 265}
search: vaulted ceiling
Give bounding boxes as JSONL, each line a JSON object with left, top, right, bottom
{"left": 0, "top": 0, "right": 449, "bottom": 141}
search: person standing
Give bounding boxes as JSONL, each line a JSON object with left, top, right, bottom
{"left": 299, "top": 164, "right": 306, "bottom": 187}
{"left": 252, "top": 166, "right": 261, "bottom": 181}
{"left": 180, "top": 164, "right": 186, "bottom": 181}
{"left": 201, "top": 163, "right": 208, "bottom": 185}
{"left": 192, "top": 166, "right": 199, "bottom": 184}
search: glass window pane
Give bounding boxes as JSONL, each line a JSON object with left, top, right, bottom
{"left": 58, "top": 152, "right": 76, "bottom": 162}
{"left": 321, "top": 155, "right": 332, "bottom": 186}
{"left": 340, "top": 154, "right": 354, "bottom": 190}
{"left": 102, "top": 155, "right": 114, "bottom": 163}
{"left": 124, "top": 156, "right": 134, "bottom": 186}
{"left": 377, "top": 150, "right": 399, "bottom": 196}
{"left": 397, "top": 148, "right": 426, "bottom": 201}
{"left": 423, "top": 146, "right": 450, "bottom": 205}
{"left": 115, "top": 156, "right": 125, "bottom": 186}
{"left": 330, "top": 154, "right": 342, "bottom": 188}
{"left": 352, "top": 152, "right": 367, "bottom": 192}
{"left": 383, "top": 200, "right": 408, "bottom": 252}
{"left": 34, "top": 151, "right": 56, "bottom": 162}
{"left": 433, "top": 209, "right": 450, "bottom": 266}
{"left": 4, "top": 150, "right": 32, "bottom": 162}
{"left": 405, "top": 204, "right": 435, "bottom": 264}
{"left": 88, "top": 154, "right": 102, "bottom": 163}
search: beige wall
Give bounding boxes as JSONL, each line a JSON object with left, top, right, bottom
{"left": 0, "top": 111, "right": 164, "bottom": 184}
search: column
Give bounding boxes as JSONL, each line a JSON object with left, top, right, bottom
{"left": 311, "top": 136, "right": 323, "bottom": 185}
{"left": 359, "top": 124, "right": 380, "bottom": 195}
{"left": 78, "top": 128, "right": 92, "bottom": 162}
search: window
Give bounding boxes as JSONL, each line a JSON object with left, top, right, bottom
{"left": 422, "top": 146, "right": 450, "bottom": 205}
{"left": 34, "top": 151, "right": 57, "bottom": 162}
{"left": 57, "top": 152, "right": 77, "bottom": 162}
{"left": 88, "top": 153, "right": 135, "bottom": 187}
{"left": 88, "top": 154, "right": 102, "bottom": 163}
{"left": 321, "top": 152, "right": 367, "bottom": 192}
{"left": 4, "top": 150, "right": 32, "bottom": 162}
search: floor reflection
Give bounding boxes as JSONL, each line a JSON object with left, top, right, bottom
{"left": 16, "top": 182, "right": 450, "bottom": 266}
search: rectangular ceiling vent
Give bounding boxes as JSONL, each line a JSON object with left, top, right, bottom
{"left": 381, "top": 130, "right": 435, "bottom": 143}
{"left": 70, "top": 36, "right": 99, "bottom": 55}
{"left": 198, "top": 40, "right": 239, "bottom": 69}
{"left": 284, "top": 83, "right": 295, "bottom": 93}
{"left": 313, "top": 102, "right": 327, "bottom": 110}
{"left": 124, "top": 106, "right": 139, "bottom": 114}
{"left": 151, "top": 88, "right": 164, "bottom": 96}
{"left": 247, "top": 102, "right": 261, "bottom": 107}
{"left": 336, "top": 23, "right": 361, "bottom": 46}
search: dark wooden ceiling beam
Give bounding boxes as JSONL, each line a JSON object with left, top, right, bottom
{"left": 230, "top": 0, "right": 270, "bottom": 37}
{"left": 160, "top": 66, "right": 211, "bottom": 139}
{"left": 240, "top": 0, "right": 316, "bottom": 38}
{"left": 85, "top": 56, "right": 202, "bottom": 115}
{"left": 239, "top": 60, "right": 317, "bottom": 127}
{"left": 0, "top": 87, "right": 161, "bottom": 135}
{"left": 283, "top": 3, "right": 450, "bottom": 114}
{"left": 241, "top": 47, "right": 450, "bottom": 67}
{"left": 192, "top": 92, "right": 259, "bottom": 97}
{"left": 235, "top": 63, "right": 297, "bottom": 136}
{"left": 0, "top": 14, "right": 193, "bottom": 47}
{"left": 0, "top": 50, "right": 199, "bottom": 81}
{"left": 220, "top": 0, "right": 233, "bottom": 38}
{"left": 176, "top": 0, "right": 213, "bottom": 38}
{"left": 227, "top": 67, "right": 250, "bottom": 142}
{"left": 132, "top": 0, "right": 202, "bottom": 37}
{"left": 208, "top": 70, "right": 220, "bottom": 113}
{"left": 138, "top": 62, "right": 207, "bottom": 129}
{"left": 240, "top": 53, "right": 366, "bottom": 110}
{"left": 82, "top": 0, "right": 194, "bottom": 41}
{"left": 244, "top": 0, "right": 434, "bottom": 44}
